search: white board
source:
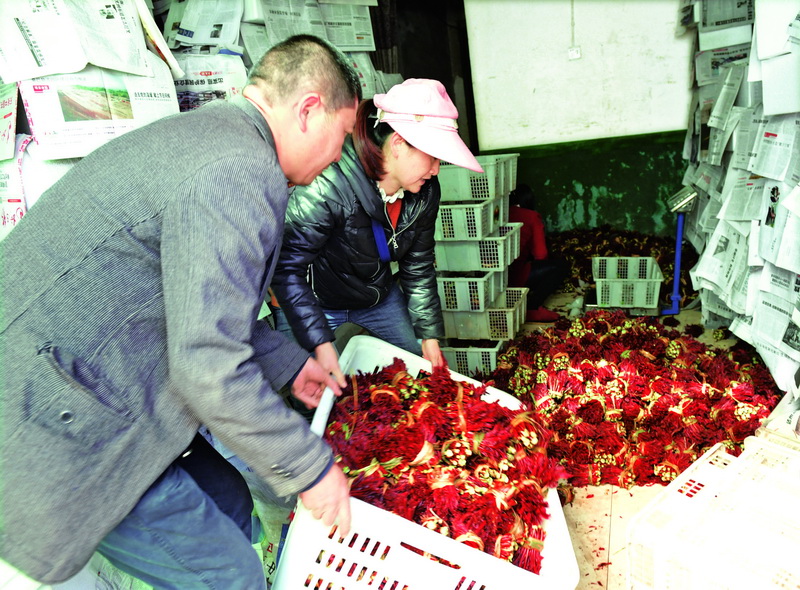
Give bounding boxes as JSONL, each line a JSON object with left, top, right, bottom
{"left": 464, "top": 0, "right": 695, "bottom": 150}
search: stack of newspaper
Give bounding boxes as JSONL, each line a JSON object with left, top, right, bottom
{"left": 678, "top": 0, "right": 800, "bottom": 395}
{"left": 0, "top": 0, "right": 398, "bottom": 244}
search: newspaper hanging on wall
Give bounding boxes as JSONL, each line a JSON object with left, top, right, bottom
{"left": 0, "top": 82, "right": 17, "bottom": 161}
{"left": 0, "top": 0, "right": 153, "bottom": 84}
{"left": 18, "top": 51, "right": 179, "bottom": 160}
{"left": 172, "top": 53, "right": 248, "bottom": 111}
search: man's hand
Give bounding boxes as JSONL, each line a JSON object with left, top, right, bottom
{"left": 421, "top": 338, "right": 445, "bottom": 368}
{"left": 299, "top": 463, "right": 352, "bottom": 536}
{"left": 291, "top": 356, "right": 342, "bottom": 409}
{"left": 314, "top": 342, "right": 347, "bottom": 388}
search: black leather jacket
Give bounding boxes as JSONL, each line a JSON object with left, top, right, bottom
{"left": 271, "top": 137, "right": 445, "bottom": 351}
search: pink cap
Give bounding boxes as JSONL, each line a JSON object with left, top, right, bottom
{"left": 373, "top": 79, "right": 483, "bottom": 173}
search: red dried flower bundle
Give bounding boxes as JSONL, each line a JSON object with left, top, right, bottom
{"left": 323, "top": 363, "right": 566, "bottom": 574}
{"left": 489, "top": 309, "right": 784, "bottom": 488}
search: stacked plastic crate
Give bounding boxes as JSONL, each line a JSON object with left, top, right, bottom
{"left": 434, "top": 154, "right": 526, "bottom": 375}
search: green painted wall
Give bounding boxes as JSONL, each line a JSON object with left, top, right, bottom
{"left": 485, "top": 131, "right": 687, "bottom": 238}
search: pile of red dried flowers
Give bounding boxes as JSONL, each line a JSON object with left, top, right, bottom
{"left": 323, "top": 359, "right": 565, "bottom": 574}
{"left": 487, "top": 309, "right": 783, "bottom": 488}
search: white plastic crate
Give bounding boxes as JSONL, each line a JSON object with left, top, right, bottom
{"left": 755, "top": 392, "right": 800, "bottom": 453}
{"left": 435, "top": 223, "right": 522, "bottom": 272}
{"left": 434, "top": 194, "right": 504, "bottom": 240}
{"left": 438, "top": 153, "right": 519, "bottom": 202}
{"left": 496, "top": 153, "right": 520, "bottom": 195}
{"left": 436, "top": 268, "right": 507, "bottom": 312}
{"left": 442, "top": 287, "right": 528, "bottom": 340}
{"left": 497, "top": 192, "right": 509, "bottom": 224}
{"left": 441, "top": 338, "right": 506, "bottom": 375}
{"left": 499, "top": 221, "right": 522, "bottom": 265}
{"left": 592, "top": 256, "right": 663, "bottom": 309}
{"left": 439, "top": 155, "right": 504, "bottom": 201}
{"left": 273, "top": 335, "right": 580, "bottom": 590}
{"left": 626, "top": 437, "right": 800, "bottom": 590}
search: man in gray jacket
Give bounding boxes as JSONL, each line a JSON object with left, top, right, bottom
{"left": 0, "top": 35, "right": 360, "bottom": 589}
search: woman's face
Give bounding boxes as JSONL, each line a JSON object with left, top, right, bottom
{"left": 391, "top": 139, "right": 441, "bottom": 194}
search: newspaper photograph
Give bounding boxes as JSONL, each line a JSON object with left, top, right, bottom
{"left": 173, "top": 53, "right": 247, "bottom": 112}
{"left": 0, "top": 82, "right": 17, "bottom": 161}
{"left": 757, "top": 181, "right": 800, "bottom": 274}
{"left": 174, "top": 0, "right": 244, "bottom": 48}
{"left": 19, "top": 51, "right": 178, "bottom": 160}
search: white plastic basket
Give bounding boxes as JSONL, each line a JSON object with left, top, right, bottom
{"left": 498, "top": 222, "right": 522, "bottom": 265}
{"left": 438, "top": 155, "right": 504, "bottom": 201}
{"left": 434, "top": 195, "right": 504, "bottom": 240}
{"left": 436, "top": 268, "right": 508, "bottom": 312}
{"left": 438, "top": 153, "right": 518, "bottom": 202}
{"left": 441, "top": 339, "right": 506, "bottom": 375}
{"left": 435, "top": 223, "right": 522, "bottom": 272}
{"left": 626, "top": 437, "right": 800, "bottom": 589}
{"left": 273, "top": 336, "right": 579, "bottom": 590}
{"left": 496, "top": 153, "right": 520, "bottom": 195}
{"left": 755, "top": 392, "right": 800, "bottom": 453}
{"left": 442, "top": 287, "right": 528, "bottom": 340}
{"left": 592, "top": 256, "right": 663, "bottom": 309}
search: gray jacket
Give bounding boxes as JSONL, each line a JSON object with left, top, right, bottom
{"left": 0, "top": 98, "right": 332, "bottom": 583}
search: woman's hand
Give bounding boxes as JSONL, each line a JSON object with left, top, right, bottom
{"left": 314, "top": 342, "right": 347, "bottom": 388}
{"left": 421, "top": 338, "right": 445, "bottom": 368}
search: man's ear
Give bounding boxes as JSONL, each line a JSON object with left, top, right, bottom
{"left": 296, "top": 92, "right": 324, "bottom": 132}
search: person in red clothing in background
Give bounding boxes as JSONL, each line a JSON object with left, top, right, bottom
{"left": 508, "top": 183, "right": 569, "bottom": 322}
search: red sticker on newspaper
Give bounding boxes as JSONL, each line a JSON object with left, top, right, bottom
{"left": 32, "top": 85, "right": 49, "bottom": 93}
{"left": 199, "top": 71, "right": 213, "bottom": 76}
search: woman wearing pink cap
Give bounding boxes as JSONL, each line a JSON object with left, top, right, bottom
{"left": 270, "top": 79, "right": 482, "bottom": 387}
